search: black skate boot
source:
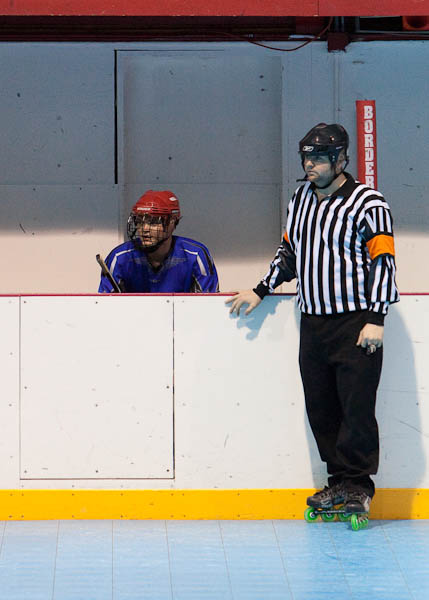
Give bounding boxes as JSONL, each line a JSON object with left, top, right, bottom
{"left": 343, "top": 490, "right": 371, "bottom": 531}
{"left": 304, "top": 484, "right": 348, "bottom": 524}
{"left": 343, "top": 490, "right": 371, "bottom": 513}
{"left": 306, "top": 484, "right": 346, "bottom": 509}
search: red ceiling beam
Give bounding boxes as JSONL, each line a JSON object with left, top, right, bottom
{"left": 1, "top": 0, "right": 429, "bottom": 16}
{"left": 0, "top": 1, "right": 318, "bottom": 17}
{"left": 319, "top": 0, "right": 429, "bottom": 16}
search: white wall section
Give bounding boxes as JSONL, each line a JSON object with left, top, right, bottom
{"left": 0, "top": 298, "right": 20, "bottom": 485}
{"left": 20, "top": 296, "right": 174, "bottom": 479}
{"left": 0, "top": 294, "right": 427, "bottom": 490}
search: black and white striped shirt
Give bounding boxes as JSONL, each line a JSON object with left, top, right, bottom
{"left": 254, "top": 174, "right": 399, "bottom": 320}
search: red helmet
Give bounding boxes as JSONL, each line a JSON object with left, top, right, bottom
{"left": 131, "top": 190, "right": 181, "bottom": 220}
{"left": 127, "top": 190, "right": 181, "bottom": 244}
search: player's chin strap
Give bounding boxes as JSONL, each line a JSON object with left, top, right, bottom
{"left": 296, "top": 170, "right": 341, "bottom": 188}
{"left": 144, "top": 240, "right": 165, "bottom": 253}
{"left": 133, "top": 238, "right": 165, "bottom": 253}
{"left": 314, "top": 170, "right": 340, "bottom": 189}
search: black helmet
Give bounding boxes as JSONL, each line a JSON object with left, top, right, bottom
{"left": 299, "top": 123, "right": 349, "bottom": 165}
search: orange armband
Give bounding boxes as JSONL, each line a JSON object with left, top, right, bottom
{"left": 366, "top": 234, "right": 395, "bottom": 260}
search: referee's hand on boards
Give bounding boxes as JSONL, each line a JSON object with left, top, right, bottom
{"left": 225, "top": 290, "right": 262, "bottom": 316}
{"left": 356, "top": 323, "right": 384, "bottom": 355}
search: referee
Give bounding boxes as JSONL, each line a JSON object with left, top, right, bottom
{"left": 226, "top": 123, "right": 399, "bottom": 515}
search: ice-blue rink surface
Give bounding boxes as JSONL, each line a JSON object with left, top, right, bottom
{"left": 0, "top": 519, "right": 427, "bottom": 599}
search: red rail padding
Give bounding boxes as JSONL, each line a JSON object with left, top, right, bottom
{"left": 356, "top": 100, "right": 377, "bottom": 190}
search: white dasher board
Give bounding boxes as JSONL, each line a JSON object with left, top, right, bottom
{"left": 20, "top": 296, "right": 174, "bottom": 479}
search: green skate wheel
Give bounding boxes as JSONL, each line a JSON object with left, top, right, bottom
{"left": 338, "top": 512, "right": 351, "bottom": 522}
{"left": 304, "top": 507, "right": 319, "bottom": 522}
{"left": 321, "top": 512, "right": 336, "bottom": 522}
{"left": 350, "top": 514, "right": 360, "bottom": 531}
{"left": 351, "top": 513, "right": 369, "bottom": 531}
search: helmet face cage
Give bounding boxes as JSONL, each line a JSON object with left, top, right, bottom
{"left": 127, "top": 213, "right": 177, "bottom": 244}
{"left": 127, "top": 190, "right": 181, "bottom": 246}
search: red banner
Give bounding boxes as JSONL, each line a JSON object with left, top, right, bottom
{"left": 356, "top": 100, "right": 377, "bottom": 190}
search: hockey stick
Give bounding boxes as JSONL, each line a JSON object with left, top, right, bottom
{"left": 96, "top": 254, "right": 122, "bottom": 293}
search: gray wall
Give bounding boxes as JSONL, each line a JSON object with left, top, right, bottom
{"left": 0, "top": 41, "right": 427, "bottom": 293}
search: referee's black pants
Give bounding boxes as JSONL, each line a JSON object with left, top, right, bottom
{"left": 299, "top": 310, "right": 383, "bottom": 498}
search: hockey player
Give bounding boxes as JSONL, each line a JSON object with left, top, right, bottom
{"left": 226, "top": 123, "right": 399, "bottom": 524}
{"left": 98, "top": 190, "right": 219, "bottom": 293}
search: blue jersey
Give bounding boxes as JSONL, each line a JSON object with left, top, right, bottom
{"left": 98, "top": 236, "right": 219, "bottom": 293}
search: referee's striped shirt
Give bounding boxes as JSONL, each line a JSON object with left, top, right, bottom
{"left": 254, "top": 173, "right": 399, "bottom": 321}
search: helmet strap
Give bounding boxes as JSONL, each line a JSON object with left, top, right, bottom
{"left": 310, "top": 153, "right": 349, "bottom": 189}
{"left": 315, "top": 167, "right": 346, "bottom": 190}
{"left": 133, "top": 237, "right": 166, "bottom": 253}
{"left": 314, "top": 165, "right": 338, "bottom": 189}
{"left": 143, "top": 240, "right": 165, "bottom": 253}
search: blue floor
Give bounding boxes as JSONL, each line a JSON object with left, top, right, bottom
{"left": 0, "top": 519, "right": 427, "bottom": 599}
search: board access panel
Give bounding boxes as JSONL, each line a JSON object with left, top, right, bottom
{"left": 19, "top": 296, "right": 174, "bottom": 480}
